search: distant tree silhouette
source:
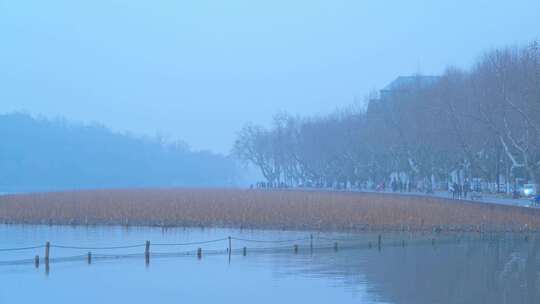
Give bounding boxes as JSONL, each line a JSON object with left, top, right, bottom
{"left": 0, "top": 113, "right": 239, "bottom": 192}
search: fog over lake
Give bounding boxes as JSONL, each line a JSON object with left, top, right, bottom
{"left": 1, "top": 1, "right": 540, "bottom": 303}
{"left": 2, "top": 0, "right": 540, "bottom": 153}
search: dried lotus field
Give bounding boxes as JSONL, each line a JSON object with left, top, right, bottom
{"left": 0, "top": 188, "right": 539, "bottom": 232}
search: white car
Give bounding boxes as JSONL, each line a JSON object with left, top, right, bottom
{"left": 522, "top": 184, "right": 538, "bottom": 197}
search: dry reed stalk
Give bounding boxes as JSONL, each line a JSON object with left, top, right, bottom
{"left": 0, "top": 189, "right": 539, "bottom": 232}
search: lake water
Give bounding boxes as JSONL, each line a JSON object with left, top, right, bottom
{"left": 0, "top": 225, "right": 538, "bottom": 304}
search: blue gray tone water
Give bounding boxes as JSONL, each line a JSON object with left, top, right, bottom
{"left": 0, "top": 225, "right": 538, "bottom": 303}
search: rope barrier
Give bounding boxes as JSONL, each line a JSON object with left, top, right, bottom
{"left": 231, "top": 236, "right": 310, "bottom": 243}
{"left": 92, "top": 253, "right": 143, "bottom": 259}
{"left": 153, "top": 238, "right": 228, "bottom": 246}
{"left": 0, "top": 245, "right": 44, "bottom": 252}
{"left": 0, "top": 233, "right": 532, "bottom": 267}
{"left": 50, "top": 244, "right": 146, "bottom": 250}
{"left": 316, "top": 236, "right": 367, "bottom": 242}
{"left": 49, "top": 254, "right": 88, "bottom": 263}
{"left": 0, "top": 258, "right": 36, "bottom": 265}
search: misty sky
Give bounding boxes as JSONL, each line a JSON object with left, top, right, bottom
{"left": 1, "top": 0, "right": 539, "bottom": 153}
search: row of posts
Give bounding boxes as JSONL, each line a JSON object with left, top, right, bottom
{"left": 31, "top": 233, "right": 532, "bottom": 269}
{"left": 30, "top": 235, "right": 426, "bottom": 269}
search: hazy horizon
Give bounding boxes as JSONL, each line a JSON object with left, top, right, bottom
{"left": 2, "top": 0, "right": 540, "bottom": 153}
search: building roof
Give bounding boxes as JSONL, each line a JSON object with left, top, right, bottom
{"left": 381, "top": 75, "right": 440, "bottom": 93}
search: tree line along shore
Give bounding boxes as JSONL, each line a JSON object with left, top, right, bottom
{"left": 234, "top": 39, "right": 540, "bottom": 195}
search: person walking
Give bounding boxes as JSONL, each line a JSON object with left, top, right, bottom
{"left": 463, "top": 181, "right": 470, "bottom": 199}
{"left": 455, "top": 182, "right": 460, "bottom": 199}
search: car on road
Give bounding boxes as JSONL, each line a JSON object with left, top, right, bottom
{"left": 522, "top": 184, "right": 538, "bottom": 197}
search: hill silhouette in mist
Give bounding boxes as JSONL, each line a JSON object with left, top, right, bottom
{"left": 0, "top": 113, "right": 239, "bottom": 192}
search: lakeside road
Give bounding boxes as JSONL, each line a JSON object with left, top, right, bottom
{"left": 0, "top": 188, "right": 539, "bottom": 232}
{"left": 348, "top": 189, "right": 533, "bottom": 208}
{"left": 281, "top": 187, "right": 534, "bottom": 208}
{"left": 430, "top": 191, "right": 532, "bottom": 207}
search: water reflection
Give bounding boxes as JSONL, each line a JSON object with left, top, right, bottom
{"left": 0, "top": 225, "right": 538, "bottom": 304}
{"left": 265, "top": 234, "right": 539, "bottom": 304}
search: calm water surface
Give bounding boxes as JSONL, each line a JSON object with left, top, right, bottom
{"left": 0, "top": 225, "right": 538, "bottom": 304}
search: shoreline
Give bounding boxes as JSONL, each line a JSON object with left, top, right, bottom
{"left": 1, "top": 222, "right": 538, "bottom": 234}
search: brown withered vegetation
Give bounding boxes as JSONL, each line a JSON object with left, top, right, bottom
{"left": 0, "top": 189, "right": 539, "bottom": 232}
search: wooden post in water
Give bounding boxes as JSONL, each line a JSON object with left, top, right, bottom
{"left": 432, "top": 238, "right": 436, "bottom": 246}
{"left": 34, "top": 255, "right": 39, "bottom": 268}
{"left": 197, "top": 248, "right": 202, "bottom": 259}
{"left": 242, "top": 247, "right": 247, "bottom": 256}
{"left": 44, "top": 241, "right": 50, "bottom": 265}
{"left": 87, "top": 252, "right": 92, "bottom": 265}
{"left": 145, "top": 241, "right": 150, "bottom": 265}
{"left": 44, "top": 243, "right": 50, "bottom": 275}
{"left": 310, "top": 234, "right": 313, "bottom": 254}
{"left": 45, "top": 260, "right": 50, "bottom": 276}
{"left": 294, "top": 244, "right": 298, "bottom": 254}
{"left": 377, "top": 235, "right": 382, "bottom": 251}
{"left": 228, "top": 236, "right": 232, "bottom": 261}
